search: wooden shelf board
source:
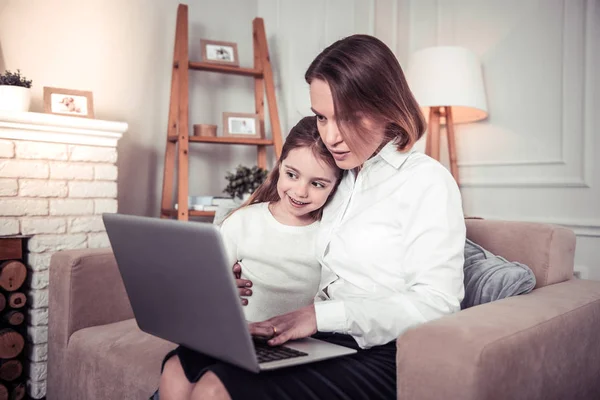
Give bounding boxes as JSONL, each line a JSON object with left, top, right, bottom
{"left": 186, "top": 62, "right": 262, "bottom": 77}
{"left": 168, "top": 135, "right": 274, "bottom": 146}
{"left": 161, "top": 209, "right": 215, "bottom": 218}
{"left": 191, "top": 136, "right": 273, "bottom": 145}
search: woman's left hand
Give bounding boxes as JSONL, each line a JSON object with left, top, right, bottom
{"left": 249, "top": 304, "right": 317, "bottom": 346}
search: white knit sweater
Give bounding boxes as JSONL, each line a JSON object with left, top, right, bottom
{"left": 220, "top": 202, "right": 321, "bottom": 322}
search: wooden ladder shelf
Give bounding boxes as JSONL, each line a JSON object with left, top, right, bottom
{"left": 160, "top": 4, "right": 283, "bottom": 221}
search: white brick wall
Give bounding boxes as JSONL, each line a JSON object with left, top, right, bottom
{"left": 29, "top": 289, "right": 48, "bottom": 309}
{"left": 49, "top": 162, "right": 94, "bottom": 180}
{"left": 28, "top": 380, "right": 47, "bottom": 400}
{"left": 30, "top": 271, "right": 50, "bottom": 290}
{"left": 0, "top": 178, "right": 18, "bottom": 196}
{"left": 0, "top": 135, "right": 120, "bottom": 399}
{"left": 16, "top": 142, "right": 68, "bottom": 160}
{"left": 88, "top": 232, "right": 111, "bottom": 248}
{"left": 27, "top": 325, "right": 48, "bottom": 345}
{"left": 28, "top": 362, "right": 47, "bottom": 381}
{"left": 94, "top": 199, "right": 118, "bottom": 214}
{"left": 69, "top": 181, "right": 117, "bottom": 198}
{"left": 27, "top": 253, "right": 53, "bottom": 271}
{"left": 21, "top": 218, "right": 67, "bottom": 235}
{"left": 29, "top": 308, "right": 49, "bottom": 326}
{"left": 19, "top": 179, "right": 68, "bottom": 197}
{"left": 49, "top": 199, "right": 94, "bottom": 215}
{"left": 94, "top": 164, "right": 118, "bottom": 180}
{"left": 28, "top": 234, "right": 88, "bottom": 253}
{"left": 69, "top": 216, "right": 104, "bottom": 233}
{"left": 0, "top": 159, "right": 49, "bottom": 178}
{"left": 0, "top": 139, "right": 14, "bottom": 157}
{"left": 28, "top": 342, "right": 48, "bottom": 362}
{"left": 0, "top": 218, "right": 19, "bottom": 235}
{"left": 0, "top": 199, "right": 48, "bottom": 216}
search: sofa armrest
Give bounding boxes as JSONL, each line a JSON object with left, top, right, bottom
{"left": 48, "top": 248, "right": 134, "bottom": 399}
{"left": 396, "top": 279, "right": 600, "bottom": 400}
{"left": 49, "top": 248, "right": 133, "bottom": 347}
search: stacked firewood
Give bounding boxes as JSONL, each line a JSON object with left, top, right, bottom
{"left": 0, "top": 247, "right": 27, "bottom": 400}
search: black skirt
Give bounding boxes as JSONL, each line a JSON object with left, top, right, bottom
{"left": 156, "top": 333, "right": 397, "bottom": 400}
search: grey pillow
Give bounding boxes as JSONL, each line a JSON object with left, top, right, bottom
{"left": 461, "top": 239, "right": 536, "bottom": 309}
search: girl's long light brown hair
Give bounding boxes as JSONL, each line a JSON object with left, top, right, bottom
{"left": 233, "top": 116, "right": 342, "bottom": 221}
{"left": 305, "top": 34, "right": 426, "bottom": 160}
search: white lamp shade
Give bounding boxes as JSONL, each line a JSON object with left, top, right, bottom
{"left": 406, "top": 46, "right": 488, "bottom": 124}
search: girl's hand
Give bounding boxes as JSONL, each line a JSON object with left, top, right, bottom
{"left": 233, "top": 262, "right": 252, "bottom": 305}
{"left": 249, "top": 305, "right": 317, "bottom": 346}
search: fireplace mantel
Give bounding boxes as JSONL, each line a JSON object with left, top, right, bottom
{"left": 0, "top": 111, "right": 127, "bottom": 146}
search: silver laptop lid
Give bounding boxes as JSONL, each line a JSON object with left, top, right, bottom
{"left": 103, "top": 213, "right": 260, "bottom": 372}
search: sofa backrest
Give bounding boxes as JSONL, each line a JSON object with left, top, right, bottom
{"left": 465, "top": 218, "right": 576, "bottom": 289}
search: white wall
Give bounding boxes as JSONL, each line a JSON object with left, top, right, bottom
{"left": 0, "top": 0, "right": 261, "bottom": 217}
{"left": 258, "top": 0, "right": 600, "bottom": 279}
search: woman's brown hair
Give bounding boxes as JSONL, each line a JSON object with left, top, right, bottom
{"left": 229, "top": 116, "right": 342, "bottom": 222}
{"left": 305, "top": 34, "right": 426, "bottom": 158}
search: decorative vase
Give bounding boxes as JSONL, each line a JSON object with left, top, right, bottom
{"left": 193, "top": 124, "right": 217, "bottom": 137}
{"left": 0, "top": 86, "right": 31, "bottom": 112}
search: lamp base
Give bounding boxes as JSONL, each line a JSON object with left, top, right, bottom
{"left": 425, "top": 106, "right": 459, "bottom": 186}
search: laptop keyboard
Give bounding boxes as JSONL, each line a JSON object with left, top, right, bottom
{"left": 252, "top": 338, "right": 308, "bottom": 363}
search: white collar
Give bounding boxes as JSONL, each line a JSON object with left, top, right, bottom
{"left": 363, "top": 140, "right": 414, "bottom": 170}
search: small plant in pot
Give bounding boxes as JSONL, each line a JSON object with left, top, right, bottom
{"left": 223, "top": 165, "right": 268, "bottom": 202}
{"left": 0, "top": 69, "right": 33, "bottom": 112}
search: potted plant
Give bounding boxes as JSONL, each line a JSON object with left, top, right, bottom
{"left": 0, "top": 69, "right": 33, "bottom": 112}
{"left": 223, "top": 165, "right": 268, "bottom": 201}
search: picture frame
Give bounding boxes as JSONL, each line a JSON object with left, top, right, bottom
{"left": 222, "top": 112, "right": 261, "bottom": 139}
{"left": 43, "top": 87, "right": 95, "bottom": 119}
{"left": 201, "top": 39, "right": 239, "bottom": 67}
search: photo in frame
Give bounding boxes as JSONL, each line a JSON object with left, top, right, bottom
{"left": 222, "top": 112, "right": 261, "bottom": 139}
{"left": 43, "top": 87, "right": 94, "bottom": 118}
{"left": 201, "top": 39, "right": 239, "bottom": 67}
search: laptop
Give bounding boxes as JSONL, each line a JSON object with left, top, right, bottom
{"left": 102, "top": 213, "right": 356, "bottom": 373}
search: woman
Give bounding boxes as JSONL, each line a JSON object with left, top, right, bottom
{"left": 159, "top": 34, "right": 465, "bottom": 400}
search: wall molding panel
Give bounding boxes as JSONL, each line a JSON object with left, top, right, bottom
{"left": 456, "top": 0, "right": 592, "bottom": 188}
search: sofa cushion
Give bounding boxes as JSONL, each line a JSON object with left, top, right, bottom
{"left": 462, "top": 239, "right": 536, "bottom": 309}
{"left": 67, "top": 318, "right": 176, "bottom": 400}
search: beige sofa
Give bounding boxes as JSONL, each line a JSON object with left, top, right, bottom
{"left": 47, "top": 219, "right": 600, "bottom": 400}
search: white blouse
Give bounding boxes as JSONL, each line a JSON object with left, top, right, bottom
{"left": 315, "top": 142, "right": 466, "bottom": 348}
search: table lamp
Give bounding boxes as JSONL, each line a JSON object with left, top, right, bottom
{"left": 406, "top": 46, "right": 488, "bottom": 185}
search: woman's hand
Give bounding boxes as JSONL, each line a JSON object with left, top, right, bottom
{"left": 233, "top": 262, "right": 252, "bottom": 305}
{"left": 249, "top": 305, "right": 317, "bottom": 346}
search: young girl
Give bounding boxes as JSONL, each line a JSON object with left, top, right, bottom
{"left": 153, "top": 116, "right": 342, "bottom": 399}
{"left": 220, "top": 115, "right": 342, "bottom": 322}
